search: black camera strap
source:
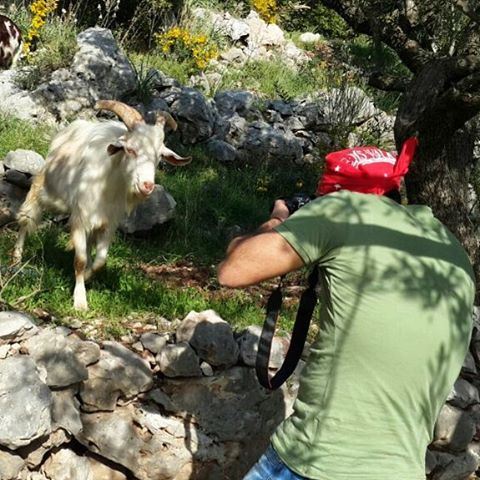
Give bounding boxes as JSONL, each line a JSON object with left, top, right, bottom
{"left": 256, "top": 265, "right": 319, "bottom": 390}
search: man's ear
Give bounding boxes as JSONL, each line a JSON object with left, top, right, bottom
{"left": 160, "top": 145, "right": 192, "bottom": 166}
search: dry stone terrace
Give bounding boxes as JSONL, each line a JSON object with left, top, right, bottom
{"left": 0, "top": 309, "right": 479, "bottom": 479}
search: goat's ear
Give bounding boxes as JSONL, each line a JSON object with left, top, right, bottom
{"left": 107, "top": 143, "right": 124, "bottom": 156}
{"left": 160, "top": 145, "right": 192, "bottom": 166}
{"left": 107, "top": 137, "right": 138, "bottom": 157}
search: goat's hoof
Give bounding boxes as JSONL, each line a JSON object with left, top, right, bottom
{"left": 73, "top": 298, "right": 89, "bottom": 311}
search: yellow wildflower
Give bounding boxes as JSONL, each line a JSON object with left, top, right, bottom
{"left": 251, "top": 0, "right": 278, "bottom": 23}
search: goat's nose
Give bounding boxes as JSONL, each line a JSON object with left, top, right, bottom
{"left": 141, "top": 181, "right": 155, "bottom": 196}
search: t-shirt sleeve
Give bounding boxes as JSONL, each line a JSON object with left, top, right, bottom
{"left": 273, "top": 194, "right": 348, "bottom": 265}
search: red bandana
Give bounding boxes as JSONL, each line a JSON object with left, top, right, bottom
{"left": 316, "top": 137, "right": 419, "bottom": 196}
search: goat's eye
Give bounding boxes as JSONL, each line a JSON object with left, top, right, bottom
{"left": 125, "top": 147, "right": 138, "bottom": 157}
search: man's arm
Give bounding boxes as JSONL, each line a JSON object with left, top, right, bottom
{"left": 217, "top": 200, "right": 305, "bottom": 288}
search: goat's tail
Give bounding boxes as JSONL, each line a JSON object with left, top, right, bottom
{"left": 12, "top": 171, "right": 46, "bottom": 264}
{"left": 16, "top": 171, "right": 45, "bottom": 232}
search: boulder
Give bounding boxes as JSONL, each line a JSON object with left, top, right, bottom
{"left": 170, "top": 88, "right": 215, "bottom": 143}
{"left": 0, "top": 356, "right": 52, "bottom": 449}
{"left": 80, "top": 341, "right": 153, "bottom": 411}
{"left": 120, "top": 185, "right": 176, "bottom": 234}
{"left": 0, "top": 181, "right": 27, "bottom": 227}
{"left": 433, "top": 404, "right": 476, "bottom": 452}
{"left": 206, "top": 138, "right": 238, "bottom": 163}
{"left": 3, "top": 149, "right": 44, "bottom": 175}
{"left": 77, "top": 404, "right": 224, "bottom": 480}
{"left": 0, "top": 448, "right": 25, "bottom": 480}
{"left": 51, "top": 389, "right": 82, "bottom": 436}
{"left": 156, "top": 343, "right": 202, "bottom": 378}
{"left": 35, "top": 27, "right": 137, "bottom": 121}
{"left": 24, "top": 329, "right": 89, "bottom": 388}
{"left": 41, "top": 448, "right": 92, "bottom": 480}
{"left": 0, "top": 311, "right": 38, "bottom": 345}
{"left": 140, "top": 332, "right": 168, "bottom": 354}
{"left": 177, "top": 310, "right": 239, "bottom": 368}
{"left": 446, "top": 378, "right": 480, "bottom": 409}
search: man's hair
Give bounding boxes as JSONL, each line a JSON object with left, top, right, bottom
{"left": 385, "top": 189, "right": 401, "bottom": 204}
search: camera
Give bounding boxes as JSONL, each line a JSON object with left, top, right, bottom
{"left": 281, "top": 193, "right": 316, "bottom": 215}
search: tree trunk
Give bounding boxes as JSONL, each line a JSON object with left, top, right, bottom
{"left": 394, "top": 58, "right": 480, "bottom": 295}
{"left": 403, "top": 123, "right": 480, "bottom": 294}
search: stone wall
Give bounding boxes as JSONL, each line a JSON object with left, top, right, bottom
{"left": 0, "top": 310, "right": 296, "bottom": 480}
{"left": 1, "top": 308, "right": 480, "bottom": 480}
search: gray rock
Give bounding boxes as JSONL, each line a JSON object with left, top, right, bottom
{"left": 0, "top": 181, "right": 27, "bottom": 227}
{"left": 0, "top": 356, "right": 52, "bottom": 449}
{"left": 51, "top": 389, "right": 82, "bottom": 436}
{"left": 120, "top": 185, "right": 176, "bottom": 234}
{"left": 224, "top": 114, "right": 248, "bottom": 146}
{"left": 210, "top": 11, "right": 250, "bottom": 42}
{"left": 148, "top": 69, "right": 181, "bottom": 91}
{"left": 24, "top": 329, "right": 89, "bottom": 388}
{"left": 177, "top": 310, "right": 239, "bottom": 368}
{"left": 35, "top": 27, "right": 137, "bottom": 121}
{"left": 3, "top": 150, "right": 44, "bottom": 175}
{"left": 0, "top": 344, "right": 10, "bottom": 359}
{"left": 156, "top": 342, "right": 202, "bottom": 378}
{"left": 80, "top": 341, "right": 153, "bottom": 411}
{"left": 238, "top": 325, "right": 288, "bottom": 369}
{"left": 77, "top": 404, "right": 223, "bottom": 480}
{"left": 430, "top": 445, "right": 480, "bottom": 480}
{"left": 200, "top": 362, "right": 214, "bottom": 377}
{"left": 0, "top": 69, "right": 52, "bottom": 123}
{"left": 245, "top": 11, "right": 285, "bottom": 48}
{"left": 0, "top": 311, "right": 38, "bottom": 344}
{"left": 267, "top": 100, "right": 293, "bottom": 117}
{"left": 140, "top": 332, "right": 168, "bottom": 354}
{"left": 170, "top": 88, "right": 214, "bottom": 144}
{"left": 0, "top": 448, "right": 25, "bottom": 480}
{"left": 206, "top": 139, "right": 238, "bottom": 163}
{"left": 160, "top": 366, "right": 292, "bottom": 477}
{"left": 462, "top": 350, "right": 477, "bottom": 375}
{"left": 299, "top": 32, "right": 321, "bottom": 44}
{"left": 21, "top": 428, "right": 69, "bottom": 469}
{"left": 220, "top": 47, "right": 247, "bottom": 63}
{"left": 87, "top": 456, "right": 127, "bottom": 480}
{"left": 239, "top": 123, "right": 303, "bottom": 165}
{"left": 447, "top": 378, "right": 480, "bottom": 409}
{"left": 4, "top": 169, "right": 31, "bottom": 190}
{"left": 285, "top": 116, "right": 305, "bottom": 131}
{"left": 433, "top": 404, "right": 476, "bottom": 452}
{"left": 41, "top": 448, "right": 92, "bottom": 480}
{"left": 148, "top": 388, "right": 177, "bottom": 412}
{"left": 68, "top": 339, "right": 101, "bottom": 366}
{"left": 214, "top": 91, "right": 255, "bottom": 116}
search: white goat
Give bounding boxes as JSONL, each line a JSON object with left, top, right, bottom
{"left": 12, "top": 100, "right": 191, "bottom": 310}
{"left": 0, "top": 14, "right": 22, "bottom": 69}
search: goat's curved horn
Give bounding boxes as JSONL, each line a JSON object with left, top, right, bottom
{"left": 155, "top": 111, "right": 177, "bottom": 131}
{"left": 95, "top": 100, "right": 144, "bottom": 130}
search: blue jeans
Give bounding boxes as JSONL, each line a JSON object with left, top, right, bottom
{"left": 243, "top": 445, "right": 308, "bottom": 479}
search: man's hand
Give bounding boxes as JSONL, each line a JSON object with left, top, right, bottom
{"left": 218, "top": 199, "right": 304, "bottom": 288}
{"left": 270, "top": 199, "right": 290, "bottom": 223}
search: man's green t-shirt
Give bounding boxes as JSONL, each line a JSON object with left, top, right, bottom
{"left": 272, "top": 191, "right": 475, "bottom": 480}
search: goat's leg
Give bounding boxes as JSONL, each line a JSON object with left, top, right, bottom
{"left": 12, "top": 172, "right": 45, "bottom": 264}
{"left": 85, "top": 228, "right": 113, "bottom": 281}
{"left": 71, "top": 227, "right": 89, "bottom": 311}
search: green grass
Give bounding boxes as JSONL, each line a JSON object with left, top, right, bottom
{"left": 0, "top": 116, "right": 54, "bottom": 159}
{"left": 0, "top": 120, "right": 319, "bottom": 337}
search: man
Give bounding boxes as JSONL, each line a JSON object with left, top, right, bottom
{"left": 217, "top": 140, "right": 475, "bottom": 480}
